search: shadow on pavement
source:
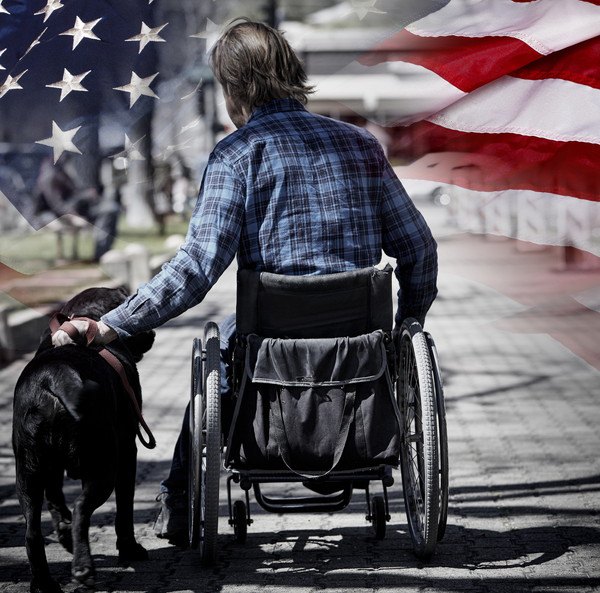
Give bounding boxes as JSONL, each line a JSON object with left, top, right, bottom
{"left": 3, "top": 522, "right": 599, "bottom": 592}
{"left": 451, "top": 473, "right": 600, "bottom": 500}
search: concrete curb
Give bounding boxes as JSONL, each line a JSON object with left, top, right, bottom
{"left": 0, "top": 305, "right": 52, "bottom": 363}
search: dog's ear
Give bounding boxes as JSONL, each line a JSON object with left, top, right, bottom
{"left": 36, "top": 328, "right": 53, "bottom": 355}
{"left": 123, "top": 330, "right": 155, "bottom": 362}
{"left": 115, "top": 285, "right": 129, "bottom": 300}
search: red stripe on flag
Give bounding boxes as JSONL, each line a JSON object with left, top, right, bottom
{"left": 394, "top": 122, "right": 600, "bottom": 202}
{"left": 513, "top": 36, "right": 600, "bottom": 89}
{"left": 0, "top": 262, "right": 27, "bottom": 285}
{"left": 442, "top": 235, "right": 600, "bottom": 371}
{"left": 359, "top": 30, "right": 542, "bottom": 92}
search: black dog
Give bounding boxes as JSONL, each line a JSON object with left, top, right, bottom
{"left": 12, "top": 287, "right": 155, "bottom": 593}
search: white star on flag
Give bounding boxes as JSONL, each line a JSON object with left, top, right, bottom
{"left": 124, "top": 134, "right": 146, "bottom": 160}
{"left": 111, "top": 134, "right": 146, "bottom": 162}
{"left": 35, "top": 121, "right": 82, "bottom": 164}
{"left": 190, "top": 18, "right": 220, "bottom": 40}
{"left": 180, "top": 117, "right": 202, "bottom": 132}
{"left": 157, "top": 138, "right": 193, "bottom": 161}
{"left": 46, "top": 68, "right": 90, "bottom": 101}
{"left": 60, "top": 16, "right": 102, "bottom": 49}
{"left": 0, "top": 70, "right": 27, "bottom": 98}
{"left": 114, "top": 71, "right": 159, "bottom": 108}
{"left": 350, "top": 0, "right": 385, "bottom": 20}
{"left": 126, "top": 22, "right": 168, "bottom": 54}
{"left": 24, "top": 27, "right": 47, "bottom": 57}
{"left": 35, "top": 0, "right": 64, "bottom": 23}
{"left": 181, "top": 78, "right": 203, "bottom": 101}
{"left": 0, "top": 48, "right": 5, "bottom": 71}
{"left": 0, "top": 0, "right": 9, "bottom": 15}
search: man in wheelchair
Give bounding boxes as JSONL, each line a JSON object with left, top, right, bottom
{"left": 52, "top": 18, "right": 438, "bottom": 546}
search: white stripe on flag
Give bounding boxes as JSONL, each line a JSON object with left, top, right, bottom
{"left": 426, "top": 75, "right": 600, "bottom": 144}
{"left": 399, "top": 182, "right": 600, "bottom": 255}
{"left": 407, "top": 0, "right": 600, "bottom": 55}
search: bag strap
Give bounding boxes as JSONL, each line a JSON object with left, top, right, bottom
{"left": 270, "top": 389, "right": 356, "bottom": 479}
{"left": 48, "top": 314, "right": 156, "bottom": 450}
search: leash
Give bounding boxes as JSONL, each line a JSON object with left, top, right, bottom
{"left": 49, "top": 314, "right": 157, "bottom": 449}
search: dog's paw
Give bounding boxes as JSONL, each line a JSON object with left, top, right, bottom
{"left": 72, "top": 565, "right": 95, "bottom": 589}
{"left": 30, "top": 576, "right": 63, "bottom": 593}
{"left": 117, "top": 540, "right": 148, "bottom": 563}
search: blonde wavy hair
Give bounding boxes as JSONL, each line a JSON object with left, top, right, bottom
{"left": 210, "top": 19, "right": 314, "bottom": 111}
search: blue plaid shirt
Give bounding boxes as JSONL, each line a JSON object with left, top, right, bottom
{"left": 102, "top": 98, "right": 437, "bottom": 338}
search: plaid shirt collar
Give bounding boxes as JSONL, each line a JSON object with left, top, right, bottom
{"left": 248, "top": 97, "right": 306, "bottom": 123}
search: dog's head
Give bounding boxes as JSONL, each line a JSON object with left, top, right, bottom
{"left": 59, "top": 286, "right": 130, "bottom": 320}
{"left": 53, "top": 286, "right": 155, "bottom": 361}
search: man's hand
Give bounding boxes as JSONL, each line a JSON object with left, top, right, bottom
{"left": 52, "top": 319, "right": 118, "bottom": 347}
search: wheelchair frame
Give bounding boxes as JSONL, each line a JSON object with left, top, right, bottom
{"left": 188, "top": 314, "right": 448, "bottom": 565}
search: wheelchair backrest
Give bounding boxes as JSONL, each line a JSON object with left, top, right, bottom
{"left": 236, "top": 265, "right": 393, "bottom": 339}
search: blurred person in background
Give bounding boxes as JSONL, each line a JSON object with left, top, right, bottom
{"left": 33, "top": 156, "right": 120, "bottom": 260}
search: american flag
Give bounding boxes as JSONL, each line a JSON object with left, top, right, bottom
{"left": 354, "top": 0, "right": 600, "bottom": 255}
{"left": 343, "top": 0, "right": 600, "bottom": 370}
{"left": 0, "top": 0, "right": 167, "bottom": 227}
{"left": 0, "top": 0, "right": 212, "bottom": 356}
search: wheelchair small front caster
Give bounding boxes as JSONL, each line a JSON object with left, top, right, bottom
{"left": 371, "top": 495, "right": 386, "bottom": 540}
{"left": 232, "top": 500, "right": 248, "bottom": 544}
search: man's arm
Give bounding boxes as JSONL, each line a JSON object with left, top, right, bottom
{"left": 98, "top": 154, "right": 245, "bottom": 340}
{"left": 379, "top": 153, "right": 438, "bottom": 328}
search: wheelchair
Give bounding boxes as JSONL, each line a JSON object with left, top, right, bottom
{"left": 188, "top": 265, "right": 448, "bottom": 565}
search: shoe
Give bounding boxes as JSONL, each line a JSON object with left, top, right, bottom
{"left": 154, "top": 491, "right": 188, "bottom": 546}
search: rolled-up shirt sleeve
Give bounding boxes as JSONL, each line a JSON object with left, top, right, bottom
{"left": 101, "top": 153, "right": 245, "bottom": 339}
{"left": 379, "top": 153, "right": 438, "bottom": 327}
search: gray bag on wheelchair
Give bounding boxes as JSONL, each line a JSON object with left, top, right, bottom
{"left": 228, "top": 329, "right": 401, "bottom": 476}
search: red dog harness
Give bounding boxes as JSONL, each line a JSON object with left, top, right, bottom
{"left": 49, "top": 314, "right": 157, "bottom": 449}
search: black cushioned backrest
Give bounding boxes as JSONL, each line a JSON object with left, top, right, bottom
{"left": 236, "top": 265, "right": 393, "bottom": 338}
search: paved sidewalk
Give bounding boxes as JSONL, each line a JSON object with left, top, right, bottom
{"left": 1, "top": 203, "right": 600, "bottom": 592}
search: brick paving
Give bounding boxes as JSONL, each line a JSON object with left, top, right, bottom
{"left": 1, "top": 202, "right": 600, "bottom": 592}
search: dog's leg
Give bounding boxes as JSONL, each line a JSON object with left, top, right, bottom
{"left": 45, "top": 467, "right": 72, "bottom": 554}
{"left": 16, "top": 466, "right": 63, "bottom": 593}
{"left": 115, "top": 438, "right": 148, "bottom": 563}
{"left": 71, "top": 477, "right": 112, "bottom": 589}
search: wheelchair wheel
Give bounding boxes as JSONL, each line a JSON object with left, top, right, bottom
{"left": 426, "top": 332, "right": 449, "bottom": 542}
{"left": 398, "top": 319, "right": 440, "bottom": 559}
{"left": 189, "top": 338, "right": 203, "bottom": 549}
{"left": 188, "top": 325, "right": 221, "bottom": 563}
{"left": 200, "top": 322, "right": 221, "bottom": 565}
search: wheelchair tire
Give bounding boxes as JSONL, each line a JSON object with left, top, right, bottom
{"left": 189, "top": 338, "right": 203, "bottom": 549}
{"left": 199, "top": 322, "right": 221, "bottom": 566}
{"left": 398, "top": 319, "right": 440, "bottom": 559}
{"left": 426, "top": 332, "right": 449, "bottom": 542}
{"left": 371, "top": 495, "right": 386, "bottom": 540}
{"left": 232, "top": 500, "right": 248, "bottom": 544}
